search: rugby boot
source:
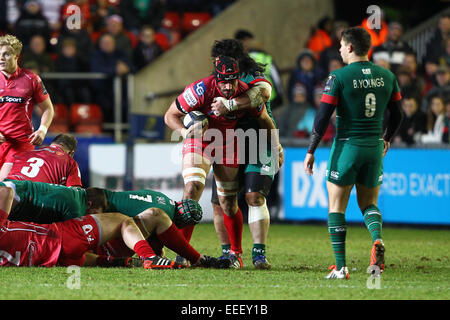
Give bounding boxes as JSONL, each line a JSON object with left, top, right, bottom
{"left": 368, "top": 239, "right": 385, "bottom": 275}
{"left": 325, "top": 265, "right": 349, "bottom": 279}
{"left": 229, "top": 252, "right": 243, "bottom": 269}
{"left": 175, "top": 255, "right": 190, "bottom": 267}
{"left": 143, "top": 255, "right": 185, "bottom": 269}
{"left": 253, "top": 255, "right": 271, "bottom": 270}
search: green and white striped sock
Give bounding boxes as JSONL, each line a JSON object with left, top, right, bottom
{"left": 328, "top": 212, "right": 346, "bottom": 270}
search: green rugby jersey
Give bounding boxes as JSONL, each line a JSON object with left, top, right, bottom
{"left": 104, "top": 189, "right": 177, "bottom": 219}
{"left": 2, "top": 179, "right": 87, "bottom": 223}
{"left": 239, "top": 72, "right": 276, "bottom": 127}
{"left": 321, "top": 61, "right": 401, "bottom": 145}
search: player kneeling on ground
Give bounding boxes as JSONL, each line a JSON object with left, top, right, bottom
{"left": 0, "top": 186, "right": 176, "bottom": 268}
{"left": 86, "top": 187, "right": 231, "bottom": 269}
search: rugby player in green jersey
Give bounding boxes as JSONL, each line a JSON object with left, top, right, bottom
{"left": 87, "top": 187, "right": 230, "bottom": 269}
{"left": 208, "top": 39, "right": 284, "bottom": 269}
{"left": 0, "top": 179, "right": 105, "bottom": 223}
{"left": 303, "top": 27, "right": 403, "bottom": 279}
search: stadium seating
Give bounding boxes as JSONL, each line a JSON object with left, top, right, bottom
{"left": 162, "top": 12, "right": 181, "bottom": 31}
{"left": 49, "top": 103, "right": 70, "bottom": 133}
{"left": 70, "top": 103, "right": 103, "bottom": 134}
{"left": 154, "top": 32, "right": 170, "bottom": 51}
{"left": 181, "top": 12, "right": 211, "bottom": 33}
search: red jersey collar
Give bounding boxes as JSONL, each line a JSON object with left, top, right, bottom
{"left": 50, "top": 144, "right": 66, "bottom": 153}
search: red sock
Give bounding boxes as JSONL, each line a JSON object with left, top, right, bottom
{"left": 157, "top": 223, "right": 201, "bottom": 264}
{"left": 223, "top": 208, "right": 243, "bottom": 254}
{"left": 133, "top": 239, "right": 156, "bottom": 259}
{"left": 181, "top": 225, "right": 195, "bottom": 242}
{"left": 0, "top": 209, "right": 8, "bottom": 226}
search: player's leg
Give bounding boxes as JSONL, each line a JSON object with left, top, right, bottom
{"left": 326, "top": 181, "right": 353, "bottom": 279}
{"left": 213, "top": 163, "right": 242, "bottom": 268}
{"left": 356, "top": 183, "right": 385, "bottom": 273}
{"left": 324, "top": 141, "right": 360, "bottom": 279}
{"left": 182, "top": 152, "right": 210, "bottom": 201}
{"left": 243, "top": 167, "right": 274, "bottom": 269}
{"left": 90, "top": 212, "right": 181, "bottom": 269}
{"left": 135, "top": 208, "right": 229, "bottom": 268}
{"left": 356, "top": 141, "right": 385, "bottom": 273}
{"left": 212, "top": 186, "right": 232, "bottom": 259}
{"left": 173, "top": 152, "right": 210, "bottom": 265}
{"left": 246, "top": 192, "right": 270, "bottom": 269}
{"left": 180, "top": 152, "right": 210, "bottom": 243}
{"left": 92, "top": 212, "right": 160, "bottom": 266}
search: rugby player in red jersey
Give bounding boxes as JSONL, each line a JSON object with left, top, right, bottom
{"left": 164, "top": 56, "right": 276, "bottom": 266}
{"left": 0, "top": 186, "right": 158, "bottom": 267}
{"left": 6, "top": 133, "right": 82, "bottom": 187}
{"left": 0, "top": 186, "right": 228, "bottom": 269}
{"left": 0, "top": 34, "right": 54, "bottom": 181}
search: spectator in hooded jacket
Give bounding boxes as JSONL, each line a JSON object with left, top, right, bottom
{"left": 287, "top": 49, "right": 325, "bottom": 105}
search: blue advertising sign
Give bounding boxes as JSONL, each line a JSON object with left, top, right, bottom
{"left": 282, "top": 147, "right": 450, "bottom": 225}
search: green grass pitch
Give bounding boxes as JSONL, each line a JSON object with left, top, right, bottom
{"left": 0, "top": 223, "right": 448, "bottom": 300}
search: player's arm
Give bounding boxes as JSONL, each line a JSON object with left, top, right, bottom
{"left": 0, "top": 185, "right": 14, "bottom": 225}
{"left": 164, "top": 99, "right": 188, "bottom": 138}
{"left": 212, "top": 79, "right": 272, "bottom": 115}
{"left": 29, "top": 97, "right": 54, "bottom": 145}
{"left": 256, "top": 106, "right": 284, "bottom": 169}
{"left": 304, "top": 101, "right": 336, "bottom": 175}
{"left": 382, "top": 99, "right": 404, "bottom": 156}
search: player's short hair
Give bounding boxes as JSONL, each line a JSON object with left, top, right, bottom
{"left": 52, "top": 133, "right": 78, "bottom": 153}
{"left": 341, "top": 27, "right": 371, "bottom": 56}
{"left": 0, "top": 34, "right": 23, "bottom": 56}
{"left": 86, "top": 187, "right": 108, "bottom": 212}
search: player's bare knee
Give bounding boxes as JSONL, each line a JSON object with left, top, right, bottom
{"left": 120, "top": 215, "right": 136, "bottom": 230}
{"left": 183, "top": 181, "right": 204, "bottom": 200}
{"left": 219, "top": 198, "right": 238, "bottom": 216}
{"left": 245, "top": 192, "right": 265, "bottom": 207}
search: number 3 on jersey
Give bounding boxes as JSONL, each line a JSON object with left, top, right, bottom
{"left": 365, "top": 93, "right": 376, "bottom": 117}
{"left": 20, "top": 157, "right": 45, "bottom": 178}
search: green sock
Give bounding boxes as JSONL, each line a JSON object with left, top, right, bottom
{"left": 221, "top": 244, "right": 231, "bottom": 256}
{"left": 252, "top": 244, "right": 266, "bottom": 259}
{"left": 363, "top": 205, "right": 382, "bottom": 243}
{"left": 328, "top": 212, "right": 347, "bottom": 270}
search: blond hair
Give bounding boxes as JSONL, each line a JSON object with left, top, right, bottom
{"left": 0, "top": 34, "right": 23, "bottom": 56}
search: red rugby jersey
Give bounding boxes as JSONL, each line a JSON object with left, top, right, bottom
{"left": 0, "top": 220, "right": 61, "bottom": 267}
{"left": 0, "top": 67, "right": 49, "bottom": 143}
{"left": 7, "top": 145, "right": 82, "bottom": 186}
{"left": 176, "top": 75, "right": 264, "bottom": 138}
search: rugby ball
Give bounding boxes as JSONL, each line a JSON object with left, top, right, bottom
{"left": 183, "top": 111, "right": 208, "bottom": 129}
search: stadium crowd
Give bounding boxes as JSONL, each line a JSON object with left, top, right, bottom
{"left": 277, "top": 13, "right": 450, "bottom": 146}
{"left": 0, "top": 1, "right": 448, "bottom": 145}
{"left": 0, "top": 0, "right": 236, "bottom": 124}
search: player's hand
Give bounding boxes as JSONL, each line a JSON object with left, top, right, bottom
{"left": 29, "top": 129, "right": 46, "bottom": 145}
{"left": 278, "top": 144, "right": 284, "bottom": 169}
{"left": 382, "top": 139, "right": 390, "bottom": 157}
{"left": 0, "top": 132, "right": 5, "bottom": 144}
{"left": 183, "top": 121, "right": 208, "bottom": 139}
{"left": 211, "top": 97, "right": 229, "bottom": 116}
{"left": 304, "top": 152, "right": 315, "bottom": 175}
